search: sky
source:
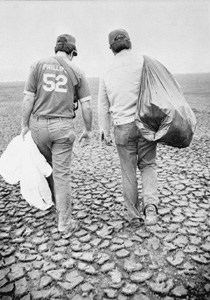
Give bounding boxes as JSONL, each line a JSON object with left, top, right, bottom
{"left": 0, "top": 0, "right": 210, "bottom": 82}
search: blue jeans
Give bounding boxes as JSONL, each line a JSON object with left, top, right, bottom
{"left": 114, "top": 121, "right": 159, "bottom": 220}
{"left": 30, "top": 116, "right": 75, "bottom": 221}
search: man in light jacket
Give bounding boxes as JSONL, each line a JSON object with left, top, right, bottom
{"left": 98, "top": 29, "right": 159, "bottom": 226}
{"left": 21, "top": 34, "right": 92, "bottom": 234}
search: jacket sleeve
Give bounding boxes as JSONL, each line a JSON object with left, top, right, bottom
{"left": 98, "top": 77, "right": 111, "bottom": 136}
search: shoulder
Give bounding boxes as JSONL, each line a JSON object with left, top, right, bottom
{"left": 100, "top": 58, "right": 115, "bottom": 80}
{"left": 66, "top": 61, "right": 87, "bottom": 79}
{"left": 30, "top": 57, "right": 55, "bottom": 69}
{"left": 128, "top": 50, "right": 144, "bottom": 65}
{"left": 29, "top": 60, "right": 40, "bottom": 70}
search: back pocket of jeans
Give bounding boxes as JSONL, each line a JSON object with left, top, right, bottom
{"left": 114, "top": 126, "right": 129, "bottom": 145}
{"left": 59, "top": 128, "right": 76, "bottom": 144}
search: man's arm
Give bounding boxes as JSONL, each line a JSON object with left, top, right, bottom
{"left": 21, "top": 94, "right": 35, "bottom": 137}
{"left": 98, "top": 78, "right": 111, "bottom": 142}
{"left": 79, "top": 100, "right": 92, "bottom": 143}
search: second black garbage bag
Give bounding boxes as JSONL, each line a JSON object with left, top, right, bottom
{"left": 135, "top": 56, "right": 197, "bottom": 148}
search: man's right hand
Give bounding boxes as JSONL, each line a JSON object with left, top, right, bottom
{"left": 104, "top": 136, "right": 112, "bottom": 146}
{"left": 101, "top": 131, "right": 112, "bottom": 146}
{"left": 21, "top": 126, "right": 30, "bottom": 140}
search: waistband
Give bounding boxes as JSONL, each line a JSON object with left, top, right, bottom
{"left": 113, "top": 116, "right": 135, "bottom": 126}
{"left": 32, "top": 115, "right": 73, "bottom": 121}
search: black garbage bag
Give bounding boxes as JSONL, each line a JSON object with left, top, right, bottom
{"left": 135, "top": 56, "right": 197, "bottom": 148}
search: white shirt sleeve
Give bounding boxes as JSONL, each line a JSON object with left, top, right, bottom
{"left": 98, "top": 77, "right": 111, "bottom": 137}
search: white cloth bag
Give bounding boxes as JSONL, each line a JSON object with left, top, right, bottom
{"left": 0, "top": 135, "right": 22, "bottom": 184}
{"left": 0, "top": 132, "right": 53, "bottom": 210}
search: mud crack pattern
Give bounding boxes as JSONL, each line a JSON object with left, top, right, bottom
{"left": 0, "top": 77, "right": 210, "bottom": 299}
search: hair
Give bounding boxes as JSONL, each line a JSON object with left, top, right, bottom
{"left": 54, "top": 44, "right": 77, "bottom": 56}
{"left": 110, "top": 39, "right": 132, "bottom": 53}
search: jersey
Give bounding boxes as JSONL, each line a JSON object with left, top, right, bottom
{"left": 24, "top": 56, "right": 91, "bottom": 118}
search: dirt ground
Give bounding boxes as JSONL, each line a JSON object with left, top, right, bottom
{"left": 0, "top": 74, "right": 210, "bottom": 300}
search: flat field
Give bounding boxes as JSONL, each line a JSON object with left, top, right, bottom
{"left": 0, "top": 74, "right": 210, "bottom": 299}
{"left": 0, "top": 73, "right": 210, "bottom": 147}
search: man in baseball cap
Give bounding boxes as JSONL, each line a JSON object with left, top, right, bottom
{"left": 98, "top": 29, "right": 159, "bottom": 227}
{"left": 21, "top": 33, "right": 92, "bottom": 235}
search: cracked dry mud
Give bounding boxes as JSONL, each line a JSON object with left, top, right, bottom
{"left": 0, "top": 75, "right": 210, "bottom": 300}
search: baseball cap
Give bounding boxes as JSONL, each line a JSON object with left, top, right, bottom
{"left": 108, "top": 29, "right": 130, "bottom": 46}
{"left": 56, "top": 34, "right": 77, "bottom": 55}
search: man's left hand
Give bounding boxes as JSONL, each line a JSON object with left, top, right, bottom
{"left": 79, "top": 130, "right": 92, "bottom": 147}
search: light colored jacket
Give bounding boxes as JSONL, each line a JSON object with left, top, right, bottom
{"left": 0, "top": 132, "right": 53, "bottom": 210}
{"left": 98, "top": 49, "right": 143, "bottom": 136}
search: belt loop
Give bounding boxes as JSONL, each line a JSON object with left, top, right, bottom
{"left": 59, "top": 117, "right": 62, "bottom": 122}
{"left": 36, "top": 115, "right": 39, "bottom": 121}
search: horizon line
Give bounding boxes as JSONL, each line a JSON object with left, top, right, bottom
{"left": 0, "top": 71, "right": 210, "bottom": 84}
